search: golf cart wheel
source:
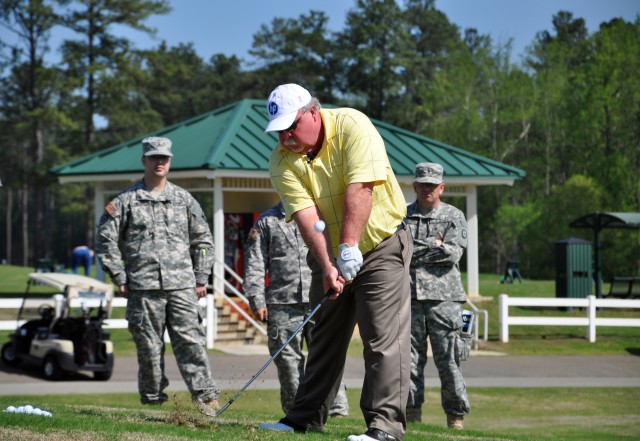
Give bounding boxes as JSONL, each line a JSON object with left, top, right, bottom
{"left": 93, "top": 370, "right": 112, "bottom": 381}
{"left": 1, "top": 342, "right": 21, "bottom": 367}
{"left": 42, "top": 355, "right": 64, "bottom": 381}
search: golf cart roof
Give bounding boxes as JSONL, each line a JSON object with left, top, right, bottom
{"left": 28, "top": 272, "right": 113, "bottom": 293}
{"left": 27, "top": 272, "right": 114, "bottom": 303}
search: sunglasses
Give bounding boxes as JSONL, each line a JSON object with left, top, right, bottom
{"left": 277, "top": 110, "right": 307, "bottom": 135}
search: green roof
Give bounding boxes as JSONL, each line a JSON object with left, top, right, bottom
{"left": 51, "top": 99, "right": 525, "bottom": 182}
{"left": 570, "top": 212, "right": 640, "bottom": 230}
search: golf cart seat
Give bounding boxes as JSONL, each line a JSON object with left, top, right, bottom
{"left": 14, "top": 317, "right": 53, "bottom": 354}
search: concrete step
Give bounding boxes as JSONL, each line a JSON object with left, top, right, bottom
{"left": 214, "top": 296, "right": 264, "bottom": 346}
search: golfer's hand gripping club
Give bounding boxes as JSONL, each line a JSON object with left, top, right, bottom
{"left": 212, "top": 289, "right": 334, "bottom": 417}
{"left": 337, "top": 243, "right": 363, "bottom": 282}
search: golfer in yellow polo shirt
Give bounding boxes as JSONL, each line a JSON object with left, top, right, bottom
{"left": 259, "top": 83, "right": 412, "bottom": 441}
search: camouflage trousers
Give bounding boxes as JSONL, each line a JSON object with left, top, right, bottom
{"left": 408, "top": 299, "right": 470, "bottom": 416}
{"left": 126, "top": 288, "right": 219, "bottom": 404}
{"left": 267, "top": 304, "right": 349, "bottom": 415}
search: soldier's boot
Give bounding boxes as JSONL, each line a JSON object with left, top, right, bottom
{"left": 406, "top": 407, "right": 422, "bottom": 423}
{"left": 329, "top": 413, "right": 347, "bottom": 419}
{"left": 196, "top": 399, "right": 219, "bottom": 417}
{"left": 446, "top": 413, "right": 464, "bottom": 429}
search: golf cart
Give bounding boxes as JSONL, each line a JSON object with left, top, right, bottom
{"left": 1, "top": 272, "right": 115, "bottom": 381}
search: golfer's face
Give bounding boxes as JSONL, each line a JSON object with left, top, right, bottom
{"left": 278, "top": 109, "right": 315, "bottom": 155}
{"left": 143, "top": 155, "right": 171, "bottom": 177}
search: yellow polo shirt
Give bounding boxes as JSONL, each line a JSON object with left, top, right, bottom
{"left": 269, "top": 108, "right": 406, "bottom": 256}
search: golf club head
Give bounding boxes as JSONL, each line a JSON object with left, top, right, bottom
{"left": 211, "top": 399, "right": 234, "bottom": 417}
{"left": 207, "top": 289, "right": 334, "bottom": 417}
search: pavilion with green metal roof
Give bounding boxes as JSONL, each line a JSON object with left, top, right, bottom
{"left": 52, "top": 98, "right": 526, "bottom": 298}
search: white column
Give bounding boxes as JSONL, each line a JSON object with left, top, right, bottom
{"left": 499, "top": 294, "right": 509, "bottom": 342}
{"left": 205, "top": 293, "right": 215, "bottom": 349}
{"left": 587, "top": 295, "right": 596, "bottom": 342}
{"left": 94, "top": 189, "right": 106, "bottom": 282}
{"left": 466, "top": 186, "right": 480, "bottom": 297}
{"left": 208, "top": 179, "right": 225, "bottom": 349}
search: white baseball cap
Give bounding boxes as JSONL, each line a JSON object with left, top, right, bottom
{"left": 264, "top": 83, "right": 312, "bottom": 133}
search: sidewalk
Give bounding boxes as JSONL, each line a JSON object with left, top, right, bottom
{"left": 0, "top": 345, "right": 639, "bottom": 396}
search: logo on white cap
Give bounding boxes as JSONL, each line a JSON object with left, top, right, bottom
{"left": 264, "top": 83, "right": 311, "bottom": 132}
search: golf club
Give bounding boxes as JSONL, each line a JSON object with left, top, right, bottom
{"left": 213, "top": 288, "right": 334, "bottom": 417}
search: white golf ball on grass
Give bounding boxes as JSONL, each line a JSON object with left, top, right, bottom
{"left": 314, "top": 220, "right": 326, "bottom": 232}
{"left": 3, "top": 404, "right": 52, "bottom": 417}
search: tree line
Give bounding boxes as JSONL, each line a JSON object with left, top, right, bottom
{"left": 1, "top": 0, "right": 638, "bottom": 281}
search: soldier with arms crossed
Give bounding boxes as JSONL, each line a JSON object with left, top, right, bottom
{"left": 405, "top": 162, "right": 471, "bottom": 429}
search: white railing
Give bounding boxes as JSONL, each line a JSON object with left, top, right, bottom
{"left": 465, "top": 297, "right": 488, "bottom": 350}
{"left": 499, "top": 294, "right": 640, "bottom": 343}
{"left": 217, "top": 278, "right": 267, "bottom": 337}
{"left": 0, "top": 296, "right": 129, "bottom": 331}
{"left": 211, "top": 258, "right": 267, "bottom": 349}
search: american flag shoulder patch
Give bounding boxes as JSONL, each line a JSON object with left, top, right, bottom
{"left": 105, "top": 201, "right": 117, "bottom": 216}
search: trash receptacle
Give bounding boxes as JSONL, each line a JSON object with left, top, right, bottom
{"left": 555, "top": 237, "right": 592, "bottom": 298}
{"left": 35, "top": 258, "right": 54, "bottom": 273}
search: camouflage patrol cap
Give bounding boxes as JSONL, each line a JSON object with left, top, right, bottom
{"left": 414, "top": 162, "right": 444, "bottom": 184}
{"left": 142, "top": 137, "right": 173, "bottom": 157}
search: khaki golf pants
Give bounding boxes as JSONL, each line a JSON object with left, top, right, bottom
{"left": 287, "top": 227, "right": 412, "bottom": 440}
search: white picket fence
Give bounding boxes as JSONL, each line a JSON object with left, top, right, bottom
{"left": 0, "top": 260, "right": 267, "bottom": 349}
{"left": 499, "top": 294, "right": 640, "bottom": 343}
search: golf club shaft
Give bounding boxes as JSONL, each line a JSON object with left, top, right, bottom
{"left": 215, "top": 288, "right": 334, "bottom": 417}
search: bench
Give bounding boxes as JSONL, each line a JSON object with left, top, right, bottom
{"left": 606, "top": 276, "right": 640, "bottom": 299}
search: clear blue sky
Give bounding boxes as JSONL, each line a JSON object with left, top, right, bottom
{"left": 106, "top": 0, "right": 639, "bottom": 64}
{"left": 4, "top": 1, "right": 638, "bottom": 64}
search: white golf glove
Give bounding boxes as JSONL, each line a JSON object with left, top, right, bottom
{"left": 337, "top": 243, "right": 363, "bottom": 282}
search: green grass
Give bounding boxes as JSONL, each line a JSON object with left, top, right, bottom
{"left": 1, "top": 388, "right": 638, "bottom": 441}
{"left": 1, "top": 264, "right": 640, "bottom": 440}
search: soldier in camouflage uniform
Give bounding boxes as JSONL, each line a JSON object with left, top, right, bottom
{"left": 405, "top": 162, "right": 470, "bottom": 429}
{"left": 95, "top": 137, "right": 220, "bottom": 416}
{"left": 243, "top": 202, "right": 349, "bottom": 415}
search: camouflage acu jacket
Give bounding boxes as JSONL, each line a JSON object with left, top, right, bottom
{"left": 405, "top": 201, "right": 467, "bottom": 301}
{"left": 243, "top": 203, "right": 311, "bottom": 311}
{"left": 95, "top": 180, "right": 214, "bottom": 290}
